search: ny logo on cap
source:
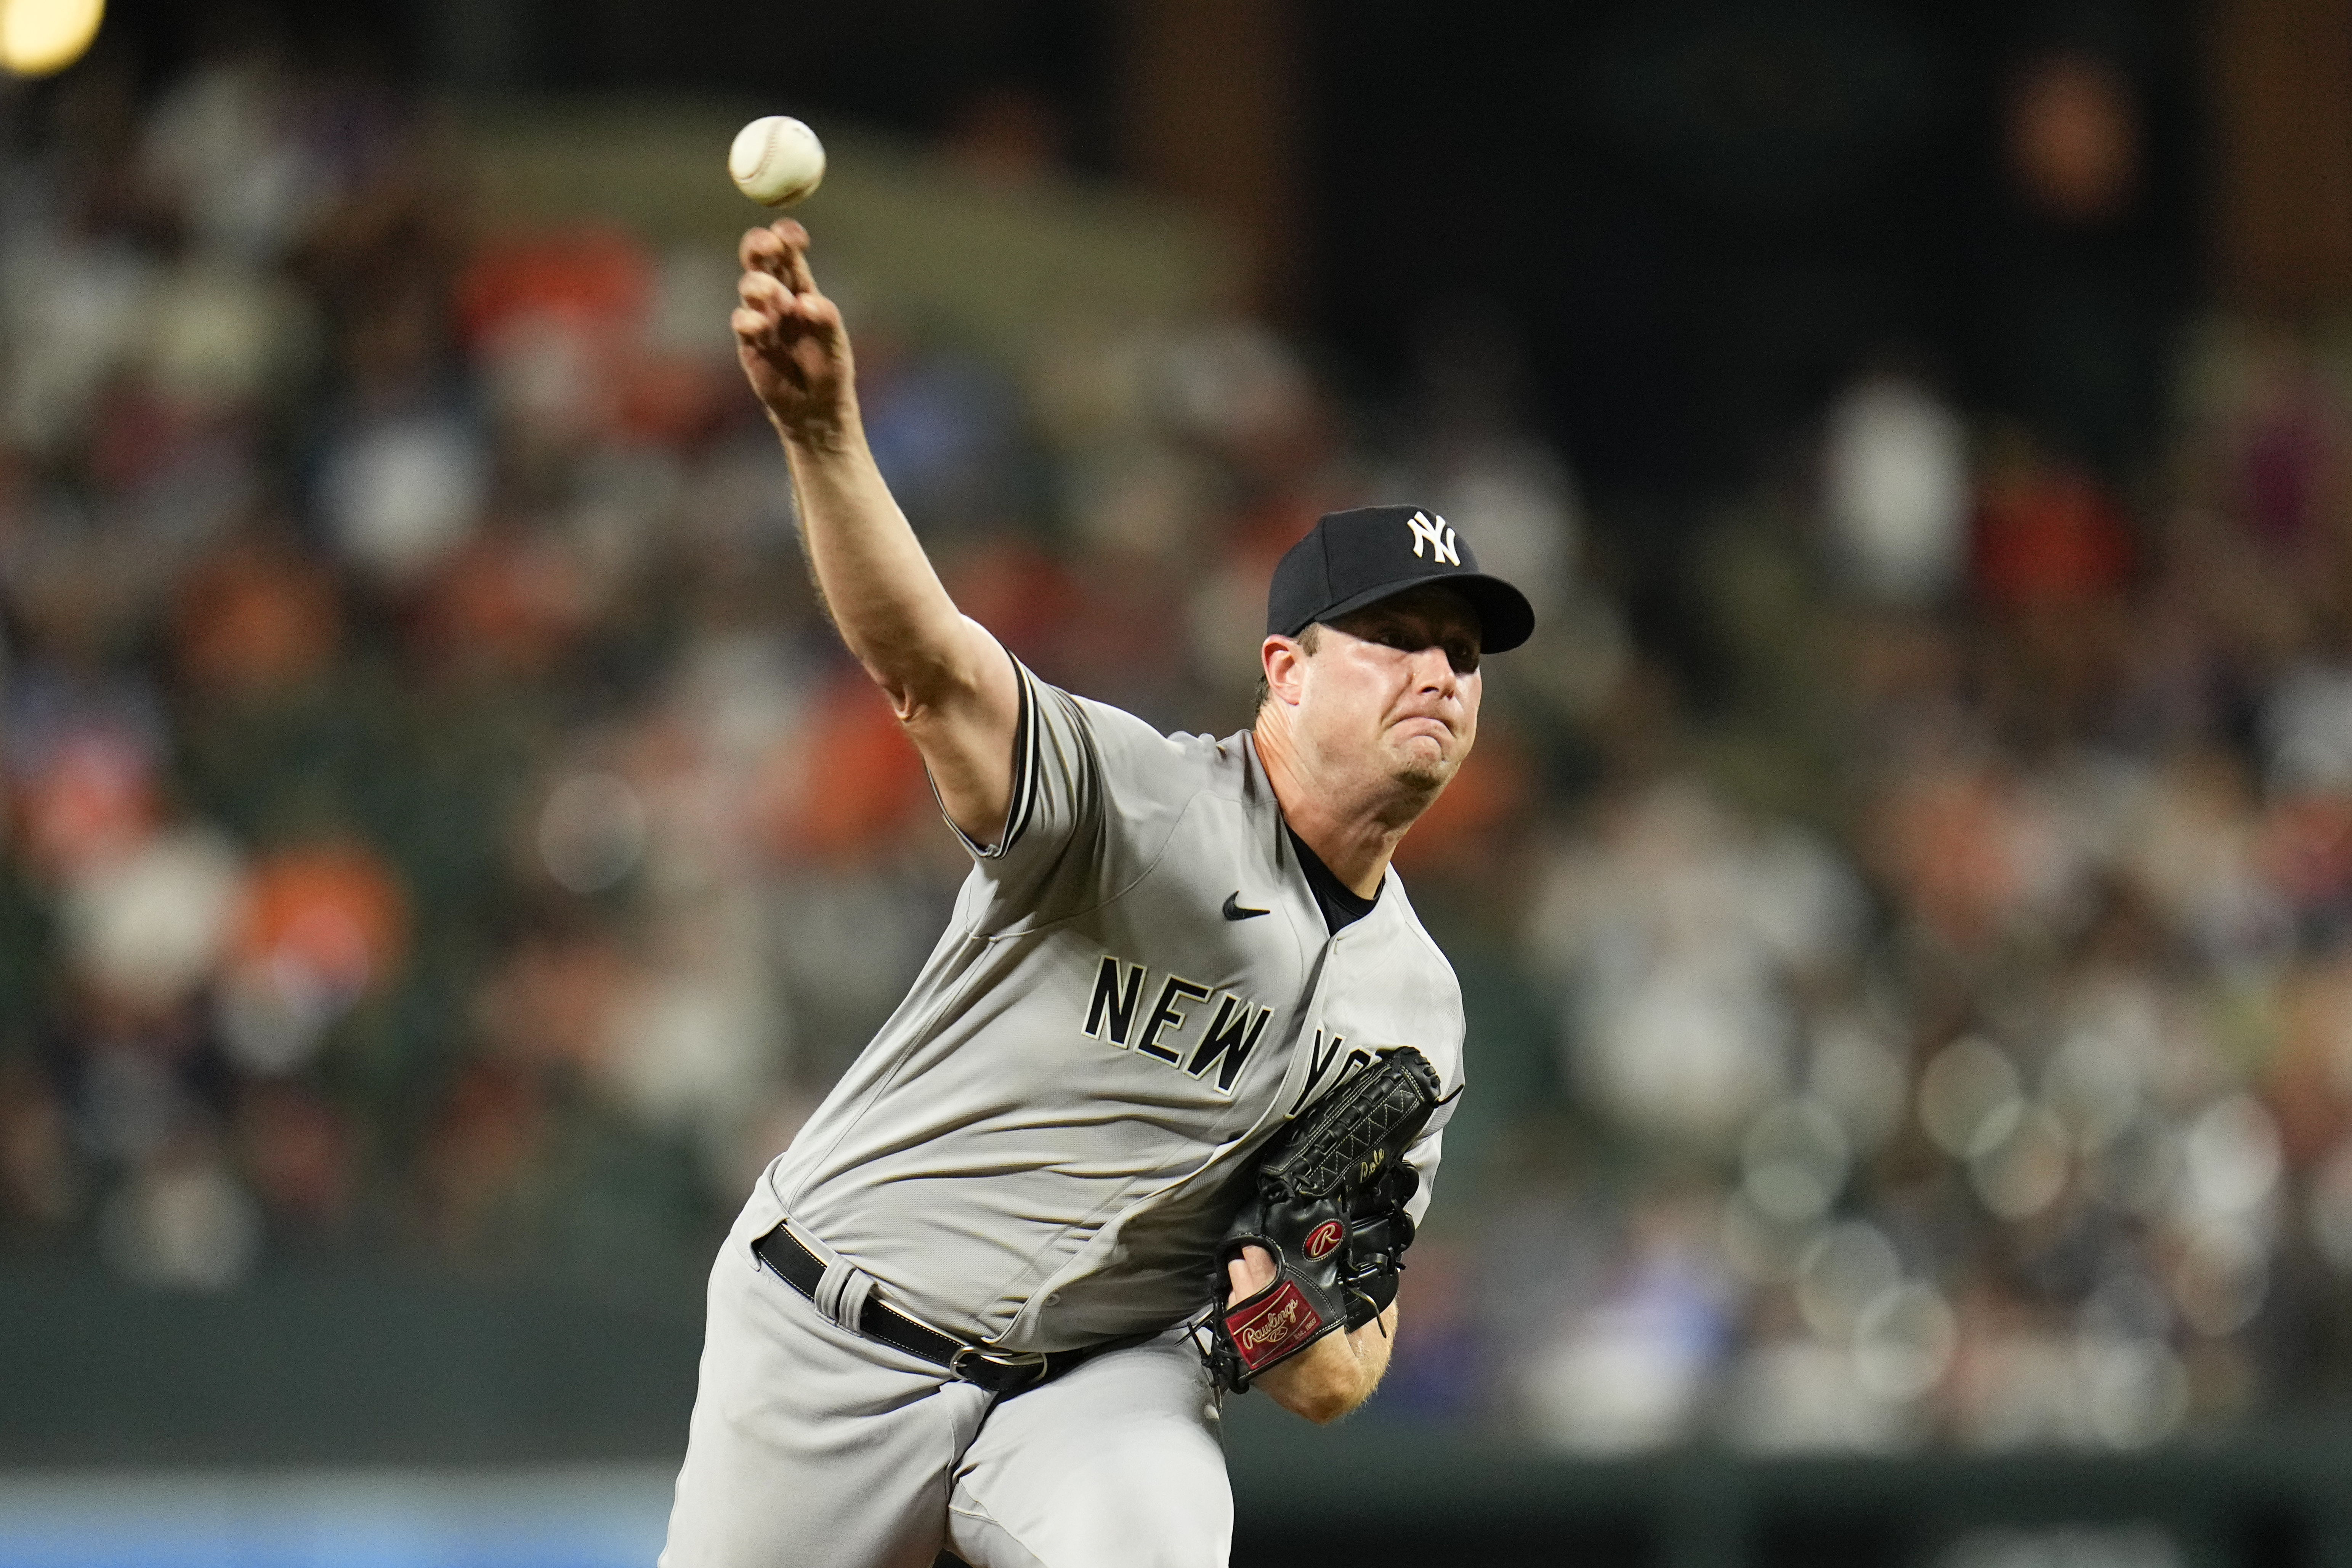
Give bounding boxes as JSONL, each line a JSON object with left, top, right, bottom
{"left": 1406, "top": 511, "right": 1460, "bottom": 566}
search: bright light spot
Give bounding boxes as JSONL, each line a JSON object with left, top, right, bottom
{"left": 2044, "top": 1023, "right": 2146, "bottom": 1153}
{"left": 1796, "top": 1221, "right": 1900, "bottom": 1341}
{"left": 2171, "top": 1226, "right": 2268, "bottom": 1337}
{"left": 0, "top": 0, "right": 104, "bottom": 77}
{"left": 1742, "top": 1098, "right": 1851, "bottom": 1223}
{"left": 2179, "top": 1093, "right": 2281, "bottom": 1220}
{"left": 539, "top": 771, "right": 648, "bottom": 894}
{"left": 1970, "top": 1105, "right": 2071, "bottom": 1220}
{"left": 2079, "top": 1336, "right": 2189, "bottom": 1449}
{"left": 1919, "top": 1035, "right": 2023, "bottom": 1158}
{"left": 1852, "top": 1281, "right": 1956, "bottom": 1401}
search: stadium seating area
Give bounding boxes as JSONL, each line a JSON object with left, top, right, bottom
{"left": 7, "top": 50, "right": 2352, "bottom": 1457}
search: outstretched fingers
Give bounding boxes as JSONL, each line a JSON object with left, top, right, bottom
{"left": 736, "top": 221, "right": 781, "bottom": 276}
{"left": 740, "top": 237, "right": 841, "bottom": 311}
{"left": 775, "top": 224, "right": 819, "bottom": 295}
{"left": 736, "top": 268, "right": 785, "bottom": 321}
{"left": 733, "top": 269, "right": 831, "bottom": 347}
{"left": 731, "top": 272, "right": 781, "bottom": 350}
{"left": 731, "top": 220, "right": 848, "bottom": 427}
{"left": 737, "top": 220, "right": 818, "bottom": 293}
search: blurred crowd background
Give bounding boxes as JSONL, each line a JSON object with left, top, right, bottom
{"left": 10, "top": 0, "right": 2352, "bottom": 1471}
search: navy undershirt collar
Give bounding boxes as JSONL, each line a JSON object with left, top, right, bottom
{"left": 1286, "top": 825, "right": 1380, "bottom": 933}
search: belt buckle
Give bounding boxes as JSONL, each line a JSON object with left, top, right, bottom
{"left": 949, "top": 1345, "right": 1050, "bottom": 1393}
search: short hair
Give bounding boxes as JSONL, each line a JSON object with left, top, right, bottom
{"left": 1251, "top": 623, "right": 1323, "bottom": 718}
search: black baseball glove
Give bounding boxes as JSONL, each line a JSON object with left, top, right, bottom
{"left": 1200, "top": 1046, "right": 1446, "bottom": 1394}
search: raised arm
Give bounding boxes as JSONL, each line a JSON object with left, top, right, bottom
{"left": 731, "top": 220, "right": 1021, "bottom": 846}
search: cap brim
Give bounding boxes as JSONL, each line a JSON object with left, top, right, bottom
{"left": 1302, "top": 572, "right": 1536, "bottom": 655}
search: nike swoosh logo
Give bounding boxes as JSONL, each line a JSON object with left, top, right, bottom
{"left": 1222, "top": 892, "right": 1271, "bottom": 921}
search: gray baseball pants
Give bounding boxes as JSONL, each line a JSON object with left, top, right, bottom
{"left": 657, "top": 1212, "right": 1232, "bottom": 1568}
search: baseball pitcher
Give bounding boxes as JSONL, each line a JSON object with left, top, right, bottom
{"left": 658, "top": 219, "right": 1534, "bottom": 1568}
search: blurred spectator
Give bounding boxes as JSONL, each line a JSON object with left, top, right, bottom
{"left": 1526, "top": 779, "right": 1861, "bottom": 1148}
{"left": 218, "top": 840, "right": 404, "bottom": 1076}
{"left": 1823, "top": 372, "right": 1970, "bottom": 603}
{"left": 2007, "top": 54, "right": 2141, "bottom": 228}
{"left": 1524, "top": 1194, "right": 1736, "bottom": 1453}
{"left": 1971, "top": 438, "right": 2134, "bottom": 610}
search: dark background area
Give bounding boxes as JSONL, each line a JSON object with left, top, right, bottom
{"left": 90, "top": 0, "right": 2204, "bottom": 493}
{"left": 1316, "top": 0, "right": 2201, "bottom": 491}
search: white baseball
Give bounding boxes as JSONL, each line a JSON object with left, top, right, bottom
{"left": 729, "top": 115, "right": 826, "bottom": 208}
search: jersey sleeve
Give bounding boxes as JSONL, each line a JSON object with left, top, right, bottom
{"left": 1400, "top": 1112, "right": 1454, "bottom": 1227}
{"left": 1392, "top": 1128, "right": 1449, "bottom": 1222}
{"left": 934, "top": 658, "right": 1193, "bottom": 909}
{"left": 1398, "top": 993, "right": 1467, "bottom": 1228}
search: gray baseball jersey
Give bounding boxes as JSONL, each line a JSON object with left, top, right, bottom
{"left": 739, "top": 661, "right": 1467, "bottom": 1353}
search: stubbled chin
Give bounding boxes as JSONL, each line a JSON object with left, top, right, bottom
{"left": 1391, "top": 747, "right": 1452, "bottom": 794}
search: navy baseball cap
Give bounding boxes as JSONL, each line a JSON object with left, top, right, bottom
{"left": 1265, "top": 505, "right": 1536, "bottom": 654}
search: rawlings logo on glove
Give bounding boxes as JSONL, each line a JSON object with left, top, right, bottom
{"left": 1199, "top": 1046, "right": 1446, "bottom": 1394}
{"left": 1230, "top": 1282, "right": 1323, "bottom": 1368}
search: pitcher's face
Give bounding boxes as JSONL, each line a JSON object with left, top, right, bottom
{"left": 1289, "top": 585, "right": 1482, "bottom": 797}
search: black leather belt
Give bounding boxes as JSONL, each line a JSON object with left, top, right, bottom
{"left": 752, "top": 1222, "right": 1142, "bottom": 1397}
